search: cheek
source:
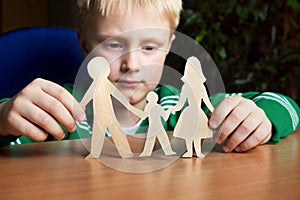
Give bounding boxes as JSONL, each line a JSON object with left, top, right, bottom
{"left": 143, "top": 65, "right": 163, "bottom": 84}
{"left": 107, "top": 62, "right": 121, "bottom": 82}
{"left": 145, "top": 55, "right": 165, "bottom": 81}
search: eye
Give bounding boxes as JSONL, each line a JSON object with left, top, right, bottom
{"left": 103, "top": 42, "right": 124, "bottom": 49}
{"left": 142, "top": 45, "right": 155, "bottom": 51}
{"left": 141, "top": 44, "right": 160, "bottom": 53}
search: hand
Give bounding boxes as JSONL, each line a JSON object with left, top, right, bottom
{"left": 80, "top": 101, "right": 87, "bottom": 111}
{"left": 135, "top": 109, "right": 147, "bottom": 120}
{"left": 209, "top": 95, "right": 272, "bottom": 152}
{"left": 0, "top": 78, "right": 86, "bottom": 141}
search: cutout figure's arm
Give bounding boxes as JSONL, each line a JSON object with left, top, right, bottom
{"left": 80, "top": 82, "right": 96, "bottom": 109}
{"left": 162, "top": 109, "right": 169, "bottom": 121}
{"left": 143, "top": 104, "right": 151, "bottom": 118}
{"left": 202, "top": 87, "right": 215, "bottom": 112}
{"left": 109, "top": 81, "right": 146, "bottom": 119}
{"left": 168, "top": 85, "right": 188, "bottom": 113}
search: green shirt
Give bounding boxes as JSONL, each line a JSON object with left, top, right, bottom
{"left": 0, "top": 85, "right": 299, "bottom": 146}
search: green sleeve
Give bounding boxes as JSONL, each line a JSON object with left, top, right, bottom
{"left": 0, "top": 98, "right": 19, "bottom": 146}
{"left": 250, "top": 92, "right": 300, "bottom": 144}
{"left": 0, "top": 98, "right": 10, "bottom": 103}
{"left": 209, "top": 92, "right": 300, "bottom": 144}
{"left": 229, "top": 92, "right": 299, "bottom": 143}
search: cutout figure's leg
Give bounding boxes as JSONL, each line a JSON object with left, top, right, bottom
{"left": 85, "top": 154, "right": 94, "bottom": 159}
{"left": 182, "top": 139, "right": 193, "bottom": 157}
{"left": 157, "top": 131, "right": 176, "bottom": 156}
{"left": 87, "top": 121, "right": 105, "bottom": 159}
{"left": 193, "top": 139, "right": 205, "bottom": 158}
{"left": 140, "top": 136, "right": 156, "bottom": 157}
{"left": 109, "top": 125, "right": 133, "bottom": 158}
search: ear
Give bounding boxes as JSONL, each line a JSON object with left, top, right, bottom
{"left": 77, "top": 30, "right": 89, "bottom": 56}
{"left": 165, "top": 33, "right": 175, "bottom": 55}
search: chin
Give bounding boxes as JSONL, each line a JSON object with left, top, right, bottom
{"left": 129, "top": 93, "right": 147, "bottom": 106}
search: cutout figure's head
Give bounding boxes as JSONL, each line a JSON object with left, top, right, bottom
{"left": 182, "top": 57, "right": 206, "bottom": 86}
{"left": 87, "top": 57, "right": 110, "bottom": 80}
{"left": 146, "top": 91, "right": 159, "bottom": 104}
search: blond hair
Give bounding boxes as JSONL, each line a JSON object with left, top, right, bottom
{"left": 77, "top": 0, "right": 182, "bottom": 30}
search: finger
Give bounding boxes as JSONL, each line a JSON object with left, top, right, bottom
{"left": 209, "top": 96, "right": 241, "bottom": 129}
{"left": 222, "top": 110, "right": 263, "bottom": 152}
{"left": 8, "top": 112, "right": 49, "bottom": 141}
{"left": 218, "top": 99, "right": 256, "bottom": 144}
{"left": 36, "top": 79, "right": 86, "bottom": 121}
{"left": 235, "top": 119, "right": 272, "bottom": 152}
{"left": 19, "top": 101, "right": 65, "bottom": 140}
{"left": 32, "top": 91, "right": 77, "bottom": 133}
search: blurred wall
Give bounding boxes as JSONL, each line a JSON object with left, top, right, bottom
{"left": 0, "top": 0, "right": 78, "bottom": 33}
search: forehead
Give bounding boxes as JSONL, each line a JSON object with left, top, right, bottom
{"left": 101, "top": 29, "right": 171, "bottom": 46}
{"left": 86, "top": 8, "right": 171, "bottom": 34}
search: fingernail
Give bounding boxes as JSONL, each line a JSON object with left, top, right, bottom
{"left": 77, "top": 113, "right": 86, "bottom": 121}
{"left": 60, "top": 134, "right": 65, "bottom": 140}
{"left": 217, "top": 138, "right": 222, "bottom": 144}
{"left": 235, "top": 147, "right": 240, "bottom": 152}
{"left": 210, "top": 120, "right": 218, "bottom": 129}
{"left": 70, "top": 125, "right": 77, "bottom": 133}
{"left": 223, "top": 145, "right": 229, "bottom": 153}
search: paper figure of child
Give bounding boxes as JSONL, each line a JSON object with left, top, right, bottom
{"left": 139, "top": 91, "right": 176, "bottom": 157}
{"left": 168, "top": 57, "right": 215, "bottom": 158}
{"left": 80, "top": 57, "right": 145, "bottom": 159}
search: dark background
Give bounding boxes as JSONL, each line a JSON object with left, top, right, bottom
{"left": 177, "top": 0, "right": 300, "bottom": 104}
{"left": 1, "top": 0, "right": 299, "bottom": 103}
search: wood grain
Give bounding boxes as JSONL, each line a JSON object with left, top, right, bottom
{"left": 0, "top": 128, "right": 299, "bottom": 200}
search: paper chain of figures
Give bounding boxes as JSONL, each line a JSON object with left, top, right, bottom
{"left": 80, "top": 56, "right": 214, "bottom": 159}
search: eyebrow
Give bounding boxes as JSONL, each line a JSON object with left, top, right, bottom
{"left": 96, "top": 33, "right": 169, "bottom": 47}
{"left": 95, "top": 34, "right": 127, "bottom": 43}
{"left": 94, "top": 34, "right": 114, "bottom": 42}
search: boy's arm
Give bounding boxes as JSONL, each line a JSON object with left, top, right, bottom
{"left": 227, "top": 91, "right": 300, "bottom": 143}
{"left": 209, "top": 91, "right": 300, "bottom": 152}
{"left": 249, "top": 92, "right": 300, "bottom": 143}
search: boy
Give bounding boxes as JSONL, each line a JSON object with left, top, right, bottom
{"left": 0, "top": 0, "right": 299, "bottom": 154}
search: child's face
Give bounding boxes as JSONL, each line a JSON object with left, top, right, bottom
{"left": 79, "top": 8, "right": 174, "bottom": 106}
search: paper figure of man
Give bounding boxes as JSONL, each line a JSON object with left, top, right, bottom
{"left": 80, "top": 57, "right": 145, "bottom": 159}
{"left": 168, "top": 57, "right": 215, "bottom": 158}
{"left": 139, "top": 91, "right": 176, "bottom": 157}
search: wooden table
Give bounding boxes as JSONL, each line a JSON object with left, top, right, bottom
{"left": 1, "top": 128, "right": 299, "bottom": 200}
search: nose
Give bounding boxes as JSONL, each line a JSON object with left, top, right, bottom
{"left": 120, "top": 51, "right": 140, "bottom": 72}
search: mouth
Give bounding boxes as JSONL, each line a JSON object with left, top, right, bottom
{"left": 116, "top": 80, "right": 142, "bottom": 88}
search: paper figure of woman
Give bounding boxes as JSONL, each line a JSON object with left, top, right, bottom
{"left": 168, "top": 57, "right": 214, "bottom": 158}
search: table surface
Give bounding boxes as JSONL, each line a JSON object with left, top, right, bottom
{"left": 1, "top": 128, "right": 299, "bottom": 200}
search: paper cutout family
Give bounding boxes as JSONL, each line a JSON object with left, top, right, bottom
{"left": 80, "top": 56, "right": 214, "bottom": 159}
